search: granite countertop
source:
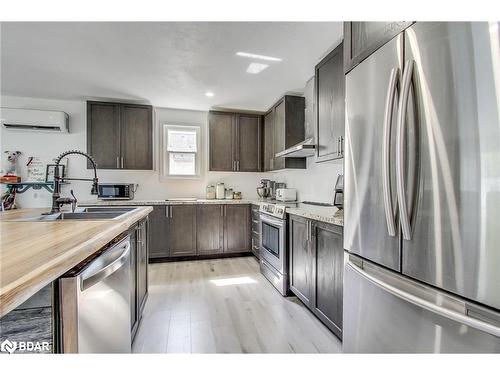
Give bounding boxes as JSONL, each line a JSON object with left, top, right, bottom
{"left": 79, "top": 199, "right": 261, "bottom": 206}
{"left": 79, "top": 198, "right": 343, "bottom": 226}
{"left": 0, "top": 206, "right": 152, "bottom": 317}
{"left": 286, "top": 204, "right": 343, "bottom": 227}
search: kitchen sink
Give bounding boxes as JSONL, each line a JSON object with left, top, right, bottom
{"left": 78, "top": 207, "right": 137, "bottom": 213}
{"left": 10, "top": 206, "right": 138, "bottom": 221}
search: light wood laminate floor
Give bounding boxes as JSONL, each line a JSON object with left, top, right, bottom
{"left": 132, "top": 256, "right": 342, "bottom": 353}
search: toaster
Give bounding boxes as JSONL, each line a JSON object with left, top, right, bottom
{"left": 275, "top": 188, "right": 297, "bottom": 202}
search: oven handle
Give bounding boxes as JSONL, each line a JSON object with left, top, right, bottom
{"left": 259, "top": 214, "right": 285, "bottom": 227}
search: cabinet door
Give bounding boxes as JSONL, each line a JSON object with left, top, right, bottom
{"left": 289, "top": 215, "right": 313, "bottom": 306}
{"left": 316, "top": 43, "right": 344, "bottom": 162}
{"left": 137, "top": 219, "right": 148, "bottom": 313}
{"left": 169, "top": 205, "right": 197, "bottom": 256}
{"left": 209, "top": 111, "right": 235, "bottom": 171}
{"left": 263, "top": 110, "right": 274, "bottom": 171}
{"left": 120, "top": 104, "right": 153, "bottom": 170}
{"left": 149, "top": 205, "right": 169, "bottom": 259}
{"left": 273, "top": 100, "right": 286, "bottom": 170}
{"left": 196, "top": 205, "right": 224, "bottom": 255}
{"left": 344, "top": 21, "right": 412, "bottom": 73}
{"left": 311, "top": 222, "right": 343, "bottom": 338}
{"left": 130, "top": 229, "right": 138, "bottom": 335}
{"left": 87, "top": 101, "right": 120, "bottom": 169}
{"left": 236, "top": 114, "right": 261, "bottom": 172}
{"left": 224, "top": 205, "right": 250, "bottom": 253}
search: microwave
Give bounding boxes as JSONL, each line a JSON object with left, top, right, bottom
{"left": 98, "top": 183, "right": 135, "bottom": 200}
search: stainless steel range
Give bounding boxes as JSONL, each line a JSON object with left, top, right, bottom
{"left": 259, "top": 201, "right": 296, "bottom": 295}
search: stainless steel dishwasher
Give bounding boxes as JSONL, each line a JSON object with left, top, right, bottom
{"left": 56, "top": 235, "right": 132, "bottom": 353}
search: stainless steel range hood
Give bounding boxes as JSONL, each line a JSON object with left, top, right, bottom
{"left": 275, "top": 138, "right": 316, "bottom": 158}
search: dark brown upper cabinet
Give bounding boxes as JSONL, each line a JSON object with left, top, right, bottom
{"left": 208, "top": 111, "right": 262, "bottom": 172}
{"left": 344, "top": 21, "right": 413, "bottom": 74}
{"left": 263, "top": 110, "right": 274, "bottom": 171}
{"left": 87, "top": 101, "right": 152, "bottom": 170}
{"left": 315, "top": 42, "right": 345, "bottom": 162}
{"left": 265, "top": 95, "right": 306, "bottom": 171}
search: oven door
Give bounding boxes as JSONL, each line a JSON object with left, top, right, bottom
{"left": 259, "top": 214, "right": 285, "bottom": 274}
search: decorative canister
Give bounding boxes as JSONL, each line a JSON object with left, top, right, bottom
{"left": 206, "top": 185, "right": 216, "bottom": 199}
{"left": 216, "top": 183, "right": 225, "bottom": 199}
{"left": 233, "top": 191, "right": 242, "bottom": 200}
{"left": 225, "top": 188, "right": 234, "bottom": 200}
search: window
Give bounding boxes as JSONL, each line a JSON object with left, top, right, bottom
{"left": 163, "top": 124, "right": 201, "bottom": 178}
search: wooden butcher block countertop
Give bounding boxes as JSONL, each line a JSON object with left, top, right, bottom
{"left": 0, "top": 206, "right": 152, "bottom": 318}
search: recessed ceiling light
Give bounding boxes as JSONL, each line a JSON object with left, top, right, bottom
{"left": 246, "top": 62, "right": 269, "bottom": 74}
{"left": 236, "top": 52, "right": 282, "bottom": 62}
{"left": 205, "top": 92, "right": 214, "bottom": 97}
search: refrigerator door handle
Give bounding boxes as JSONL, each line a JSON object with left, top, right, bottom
{"left": 382, "top": 67, "right": 400, "bottom": 237}
{"left": 396, "top": 59, "right": 414, "bottom": 240}
{"left": 347, "top": 260, "right": 500, "bottom": 338}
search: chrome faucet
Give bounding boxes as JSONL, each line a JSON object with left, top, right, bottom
{"left": 48, "top": 150, "right": 99, "bottom": 214}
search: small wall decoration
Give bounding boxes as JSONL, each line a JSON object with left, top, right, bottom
{"left": 26, "top": 156, "right": 45, "bottom": 182}
{"left": 3, "top": 150, "right": 22, "bottom": 176}
{"left": 45, "top": 164, "right": 65, "bottom": 183}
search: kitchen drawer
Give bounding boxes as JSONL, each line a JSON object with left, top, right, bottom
{"left": 251, "top": 235, "right": 260, "bottom": 259}
{"left": 251, "top": 217, "right": 260, "bottom": 233}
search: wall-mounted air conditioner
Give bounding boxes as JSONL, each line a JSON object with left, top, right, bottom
{"left": 0, "top": 107, "right": 69, "bottom": 133}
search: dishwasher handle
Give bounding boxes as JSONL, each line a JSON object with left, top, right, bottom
{"left": 80, "top": 238, "right": 131, "bottom": 291}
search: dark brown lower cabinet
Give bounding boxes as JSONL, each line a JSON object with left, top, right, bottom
{"left": 169, "top": 205, "right": 197, "bottom": 257}
{"left": 131, "top": 218, "right": 149, "bottom": 341}
{"left": 311, "top": 221, "right": 343, "bottom": 338}
{"left": 196, "top": 205, "right": 224, "bottom": 255}
{"left": 289, "top": 214, "right": 343, "bottom": 339}
{"left": 149, "top": 205, "right": 169, "bottom": 259}
{"left": 224, "top": 204, "right": 251, "bottom": 253}
{"left": 289, "top": 215, "right": 314, "bottom": 306}
{"left": 148, "top": 204, "right": 251, "bottom": 261}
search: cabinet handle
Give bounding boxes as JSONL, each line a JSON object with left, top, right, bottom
{"left": 165, "top": 206, "right": 169, "bottom": 218}
{"left": 237, "top": 161, "right": 240, "bottom": 171}
{"left": 170, "top": 206, "right": 173, "bottom": 218}
{"left": 116, "top": 156, "right": 120, "bottom": 168}
{"left": 121, "top": 156, "right": 124, "bottom": 168}
{"left": 337, "top": 137, "right": 340, "bottom": 156}
{"left": 220, "top": 205, "right": 224, "bottom": 217}
{"left": 340, "top": 136, "right": 344, "bottom": 156}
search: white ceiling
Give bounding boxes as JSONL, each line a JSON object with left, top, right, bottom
{"left": 0, "top": 22, "right": 343, "bottom": 111}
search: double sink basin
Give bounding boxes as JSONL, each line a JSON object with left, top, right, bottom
{"left": 14, "top": 206, "right": 138, "bottom": 221}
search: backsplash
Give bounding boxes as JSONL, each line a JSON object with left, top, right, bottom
{"left": 271, "top": 157, "right": 343, "bottom": 203}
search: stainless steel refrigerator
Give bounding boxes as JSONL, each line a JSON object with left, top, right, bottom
{"left": 344, "top": 22, "right": 500, "bottom": 353}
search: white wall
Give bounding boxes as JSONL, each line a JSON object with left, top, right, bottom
{"left": 0, "top": 95, "right": 272, "bottom": 208}
{"left": 271, "top": 158, "right": 343, "bottom": 203}
{"left": 1, "top": 94, "right": 342, "bottom": 208}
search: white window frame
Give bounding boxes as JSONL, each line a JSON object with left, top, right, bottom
{"left": 162, "top": 124, "right": 201, "bottom": 179}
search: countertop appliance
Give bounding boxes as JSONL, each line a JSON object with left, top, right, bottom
{"left": 56, "top": 235, "right": 132, "bottom": 353}
{"left": 98, "top": 183, "right": 134, "bottom": 200}
{"left": 258, "top": 201, "right": 297, "bottom": 295}
{"left": 257, "top": 179, "right": 272, "bottom": 199}
{"left": 275, "top": 188, "right": 297, "bottom": 202}
{"left": 333, "top": 175, "right": 343, "bottom": 209}
{"left": 344, "top": 22, "right": 500, "bottom": 353}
